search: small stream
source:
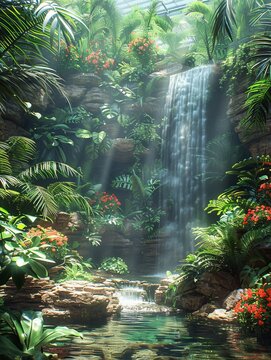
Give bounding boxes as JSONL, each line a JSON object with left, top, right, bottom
{"left": 54, "top": 313, "right": 271, "bottom": 360}
{"left": 51, "top": 284, "right": 271, "bottom": 360}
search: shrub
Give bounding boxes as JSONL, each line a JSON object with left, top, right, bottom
{"left": 99, "top": 257, "right": 129, "bottom": 274}
{"left": 26, "top": 226, "right": 69, "bottom": 263}
{"left": 234, "top": 284, "right": 271, "bottom": 335}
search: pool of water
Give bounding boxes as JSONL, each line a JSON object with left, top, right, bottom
{"left": 52, "top": 312, "right": 271, "bottom": 360}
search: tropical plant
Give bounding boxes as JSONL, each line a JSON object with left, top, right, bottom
{"left": 185, "top": 1, "right": 214, "bottom": 62}
{"left": 0, "top": 136, "right": 92, "bottom": 219}
{"left": 25, "top": 225, "right": 69, "bottom": 263}
{"left": 0, "top": 207, "right": 54, "bottom": 289}
{"left": 240, "top": 263, "right": 271, "bottom": 288}
{"left": 212, "top": 1, "right": 271, "bottom": 128}
{"left": 234, "top": 285, "right": 271, "bottom": 336}
{"left": 0, "top": 309, "right": 82, "bottom": 360}
{"left": 99, "top": 257, "right": 129, "bottom": 274}
{"left": 112, "top": 171, "right": 163, "bottom": 238}
{"left": 0, "top": 0, "right": 86, "bottom": 113}
{"left": 29, "top": 107, "right": 109, "bottom": 164}
{"left": 174, "top": 156, "right": 271, "bottom": 295}
{"left": 58, "top": 259, "right": 93, "bottom": 282}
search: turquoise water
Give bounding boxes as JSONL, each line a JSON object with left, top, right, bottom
{"left": 53, "top": 313, "right": 271, "bottom": 359}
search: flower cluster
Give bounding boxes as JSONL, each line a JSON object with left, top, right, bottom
{"left": 128, "top": 37, "right": 156, "bottom": 56}
{"left": 26, "top": 225, "right": 69, "bottom": 262}
{"left": 58, "top": 43, "right": 115, "bottom": 75}
{"left": 91, "top": 192, "right": 121, "bottom": 215}
{"left": 127, "top": 37, "right": 158, "bottom": 70}
{"left": 258, "top": 182, "right": 271, "bottom": 197}
{"left": 234, "top": 285, "right": 271, "bottom": 332}
{"left": 243, "top": 205, "right": 271, "bottom": 225}
{"left": 59, "top": 44, "right": 82, "bottom": 71}
{"left": 85, "top": 50, "right": 115, "bottom": 73}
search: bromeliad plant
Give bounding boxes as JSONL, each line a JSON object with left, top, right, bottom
{"left": 0, "top": 310, "right": 82, "bottom": 360}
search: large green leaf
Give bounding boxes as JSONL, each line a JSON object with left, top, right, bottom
{"left": 0, "top": 335, "right": 23, "bottom": 358}
{"left": 21, "top": 311, "right": 44, "bottom": 353}
{"left": 37, "top": 326, "right": 82, "bottom": 348}
{"left": 28, "top": 259, "right": 48, "bottom": 278}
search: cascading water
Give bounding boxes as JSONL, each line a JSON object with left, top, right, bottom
{"left": 160, "top": 65, "right": 213, "bottom": 270}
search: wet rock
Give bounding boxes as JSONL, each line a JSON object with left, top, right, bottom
{"left": 207, "top": 308, "right": 236, "bottom": 322}
{"left": 196, "top": 272, "right": 238, "bottom": 301}
{"left": 82, "top": 87, "right": 108, "bottom": 113}
{"left": 65, "top": 72, "right": 101, "bottom": 87}
{"left": 192, "top": 303, "right": 217, "bottom": 317}
{"left": 155, "top": 276, "right": 177, "bottom": 305}
{"left": 0, "top": 278, "right": 120, "bottom": 324}
{"left": 109, "top": 138, "right": 135, "bottom": 163}
{"left": 65, "top": 85, "right": 87, "bottom": 104}
{"left": 175, "top": 293, "right": 207, "bottom": 312}
{"left": 223, "top": 289, "right": 244, "bottom": 310}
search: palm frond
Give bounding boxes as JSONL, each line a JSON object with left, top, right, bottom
{"left": 251, "top": 35, "right": 271, "bottom": 78}
{"left": 242, "top": 79, "right": 271, "bottom": 130}
{"left": 21, "top": 183, "right": 58, "bottom": 219}
{"left": 112, "top": 174, "right": 132, "bottom": 190}
{"left": 0, "top": 175, "right": 21, "bottom": 190}
{"left": 186, "top": 1, "right": 212, "bottom": 18}
{"left": 18, "top": 161, "right": 80, "bottom": 182}
{"left": 212, "top": 0, "right": 236, "bottom": 46}
{"left": 34, "top": 1, "right": 87, "bottom": 47}
{"left": 0, "top": 64, "right": 68, "bottom": 113}
{"left": 0, "top": 148, "right": 12, "bottom": 176}
{"left": 47, "top": 182, "right": 92, "bottom": 216}
{"left": 0, "top": 5, "right": 52, "bottom": 65}
{"left": 7, "top": 137, "right": 36, "bottom": 174}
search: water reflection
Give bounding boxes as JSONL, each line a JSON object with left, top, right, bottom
{"left": 54, "top": 313, "right": 271, "bottom": 359}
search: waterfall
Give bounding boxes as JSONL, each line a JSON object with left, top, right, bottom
{"left": 160, "top": 65, "right": 213, "bottom": 270}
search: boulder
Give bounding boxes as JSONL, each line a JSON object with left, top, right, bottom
{"left": 65, "top": 85, "right": 88, "bottom": 104}
{"left": 207, "top": 308, "right": 236, "bottom": 322}
{"left": 196, "top": 272, "right": 238, "bottom": 301}
{"left": 82, "top": 87, "right": 108, "bottom": 113}
{"left": 109, "top": 138, "right": 135, "bottom": 163}
{"left": 192, "top": 303, "right": 217, "bottom": 318}
{"left": 65, "top": 72, "right": 101, "bottom": 87}
{"left": 175, "top": 292, "right": 207, "bottom": 312}
{"left": 223, "top": 289, "right": 244, "bottom": 310}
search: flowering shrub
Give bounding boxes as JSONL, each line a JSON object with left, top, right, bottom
{"left": 127, "top": 37, "right": 158, "bottom": 71}
{"left": 258, "top": 182, "right": 271, "bottom": 203}
{"left": 243, "top": 205, "right": 271, "bottom": 225}
{"left": 91, "top": 192, "right": 121, "bottom": 216}
{"left": 26, "top": 226, "right": 69, "bottom": 263}
{"left": 59, "top": 44, "right": 82, "bottom": 72}
{"left": 58, "top": 43, "right": 114, "bottom": 74}
{"left": 234, "top": 285, "right": 271, "bottom": 334}
{"left": 85, "top": 50, "right": 114, "bottom": 73}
